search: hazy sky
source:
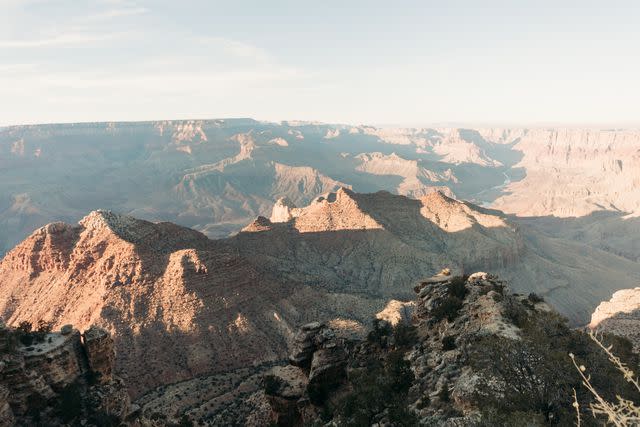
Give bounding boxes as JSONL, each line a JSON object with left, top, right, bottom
{"left": 1, "top": 0, "right": 639, "bottom": 126}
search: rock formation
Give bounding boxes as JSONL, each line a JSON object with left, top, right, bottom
{"left": 2, "top": 188, "right": 640, "bottom": 403}
{"left": 231, "top": 188, "right": 640, "bottom": 323}
{"left": 263, "top": 273, "right": 640, "bottom": 426}
{"left": 0, "top": 209, "right": 380, "bottom": 398}
{"left": 4, "top": 120, "right": 639, "bottom": 257}
{"left": 0, "top": 323, "right": 131, "bottom": 425}
{"left": 83, "top": 325, "right": 115, "bottom": 382}
{"left": 590, "top": 287, "right": 640, "bottom": 352}
{"left": 264, "top": 322, "right": 347, "bottom": 425}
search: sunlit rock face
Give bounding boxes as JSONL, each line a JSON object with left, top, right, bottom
{"left": 489, "top": 128, "right": 640, "bottom": 217}
{"left": 590, "top": 287, "right": 640, "bottom": 352}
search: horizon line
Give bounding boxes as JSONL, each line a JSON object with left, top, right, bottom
{"left": 1, "top": 117, "right": 639, "bottom": 130}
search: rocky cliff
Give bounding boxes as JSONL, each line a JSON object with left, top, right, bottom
{"left": 0, "top": 322, "right": 131, "bottom": 425}
{"left": 590, "top": 287, "right": 640, "bottom": 352}
{"left": 0, "top": 209, "right": 384, "bottom": 399}
{"left": 234, "top": 188, "right": 640, "bottom": 323}
{"left": 488, "top": 128, "right": 640, "bottom": 218}
{"left": 261, "top": 272, "right": 640, "bottom": 427}
{"left": 235, "top": 188, "right": 524, "bottom": 297}
{"left": 0, "top": 120, "right": 513, "bottom": 255}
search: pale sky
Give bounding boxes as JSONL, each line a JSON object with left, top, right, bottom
{"left": 1, "top": 0, "right": 639, "bottom": 127}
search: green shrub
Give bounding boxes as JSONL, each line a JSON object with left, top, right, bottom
{"left": 438, "top": 385, "right": 450, "bottom": 403}
{"left": 503, "top": 297, "right": 529, "bottom": 328}
{"left": 178, "top": 415, "right": 194, "bottom": 427}
{"left": 58, "top": 381, "right": 83, "bottom": 422}
{"left": 33, "top": 319, "right": 53, "bottom": 343}
{"left": 335, "top": 349, "right": 417, "bottom": 426}
{"left": 263, "top": 375, "right": 281, "bottom": 395}
{"left": 17, "top": 321, "right": 34, "bottom": 346}
{"left": 468, "top": 308, "right": 640, "bottom": 425}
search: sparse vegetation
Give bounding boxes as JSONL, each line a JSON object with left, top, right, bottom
{"left": 570, "top": 331, "right": 640, "bottom": 426}
{"left": 442, "top": 335, "right": 456, "bottom": 351}
{"left": 392, "top": 322, "right": 417, "bottom": 349}
{"left": 528, "top": 292, "right": 545, "bottom": 304}
{"left": 367, "top": 318, "right": 392, "bottom": 346}
{"left": 447, "top": 275, "right": 468, "bottom": 300}
{"left": 58, "top": 381, "right": 83, "bottom": 422}
{"left": 468, "top": 307, "right": 640, "bottom": 425}
{"left": 432, "top": 296, "right": 464, "bottom": 322}
{"left": 263, "top": 375, "right": 281, "bottom": 395}
{"left": 313, "top": 320, "right": 421, "bottom": 426}
{"left": 336, "top": 349, "right": 418, "bottom": 426}
{"left": 430, "top": 275, "right": 469, "bottom": 322}
{"left": 14, "top": 320, "right": 53, "bottom": 346}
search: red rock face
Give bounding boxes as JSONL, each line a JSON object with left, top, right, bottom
{"left": 0, "top": 210, "right": 356, "bottom": 398}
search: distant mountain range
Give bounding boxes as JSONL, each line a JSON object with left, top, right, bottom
{"left": 3, "top": 120, "right": 640, "bottom": 258}
{"left": 0, "top": 120, "right": 525, "bottom": 253}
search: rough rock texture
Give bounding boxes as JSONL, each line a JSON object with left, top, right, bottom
{"left": 263, "top": 366, "right": 308, "bottom": 427}
{"left": 83, "top": 325, "right": 115, "bottom": 383}
{"left": 0, "top": 323, "right": 130, "bottom": 425}
{"left": 0, "top": 385, "right": 14, "bottom": 427}
{"left": 0, "top": 209, "right": 382, "bottom": 398}
{"left": 232, "top": 188, "right": 640, "bottom": 323}
{"left": 5, "top": 121, "right": 639, "bottom": 255}
{"left": 2, "top": 123, "right": 640, "bottom": 323}
{"left": 262, "top": 273, "right": 640, "bottom": 426}
{"left": 488, "top": 129, "right": 640, "bottom": 217}
{"left": 1, "top": 188, "right": 640, "bottom": 402}
{"left": 233, "top": 188, "right": 524, "bottom": 296}
{"left": 264, "top": 323, "right": 346, "bottom": 426}
{"left": 590, "top": 287, "right": 640, "bottom": 352}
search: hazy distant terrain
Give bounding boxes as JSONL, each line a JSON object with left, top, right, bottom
{"left": 3, "top": 120, "right": 640, "bottom": 262}
{"left": 2, "top": 120, "right": 640, "bottom": 312}
{"left": 0, "top": 119, "right": 519, "bottom": 254}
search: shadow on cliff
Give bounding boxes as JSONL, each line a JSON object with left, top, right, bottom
{"left": 512, "top": 209, "right": 640, "bottom": 262}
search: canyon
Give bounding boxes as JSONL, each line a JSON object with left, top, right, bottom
{"left": 1, "top": 188, "right": 639, "bottom": 403}
{"left": 2, "top": 120, "right": 640, "bottom": 424}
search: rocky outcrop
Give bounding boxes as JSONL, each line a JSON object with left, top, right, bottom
{"left": 264, "top": 322, "right": 347, "bottom": 426}
{"left": 270, "top": 197, "right": 298, "bottom": 223}
{"left": 233, "top": 188, "right": 525, "bottom": 300}
{"left": 490, "top": 128, "right": 640, "bottom": 218}
{"left": 83, "top": 325, "right": 115, "bottom": 383}
{"left": 260, "top": 272, "right": 638, "bottom": 426}
{"left": 263, "top": 366, "right": 308, "bottom": 427}
{"left": 0, "top": 385, "right": 14, "bottom": 427}
{"left": 590, "top": 287, "right": 640, "bottom": 352}
{"left": 0, "top": 208, "right": 386, "bottom": 399}
{"left": 0, "top": 323, "right": 131, "bottom": 425}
